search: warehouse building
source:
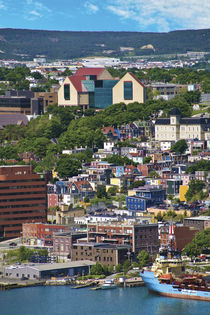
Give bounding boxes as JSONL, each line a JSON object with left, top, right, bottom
{"left": 4, "top": 260, "right": 95, "bottom": 280}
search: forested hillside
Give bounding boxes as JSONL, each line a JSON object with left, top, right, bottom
{"left": 0, "top": 28, "right": 210, "bottom": 60}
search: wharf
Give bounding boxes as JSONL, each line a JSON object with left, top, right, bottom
{"left": 124, "top": 277, "right": 145, "bottom": 288}
{"left": 0, "top": 280, "right": 45, "bottom": 290}
{"left": 72, "top": 282, "right": 95, "bottom": 289}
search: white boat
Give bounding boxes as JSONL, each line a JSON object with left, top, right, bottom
{"left": 100, "top": 279, "right": 117, "bottom": 290}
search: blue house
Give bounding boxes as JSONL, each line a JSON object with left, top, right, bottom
{"left": 116, "top": 166, "right": 125, "bottom": 177}
{"left": 126, "top": 185, "right": 166, "bottom": 211}
{"left": 56, "top": 181, "right": 69, "bottom": 194}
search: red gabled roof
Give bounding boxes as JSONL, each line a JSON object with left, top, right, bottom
{"left": 102, "top": 126, "right": 117, "bottom": 136}
{"left": 125, "top": 165, "right": 136, "bottom": 169}
{"left": 74, "top": 67, "right": 105, "bottom": 77}
{"left": 69, "top": 180, "right": 92, "bottom": 191}
{"left": 127, "top": 72, "right": 145, "bottom": 88}
{"left": 68, "top": 75, "right": 87, "bottom": 92}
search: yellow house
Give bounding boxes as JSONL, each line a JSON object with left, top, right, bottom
{"left": 127, "top": 189, "right": 137, "bottom": 196}
{"left": 110, "top": 178, "right": 123, "bottom": 190}
{"left": 179, "top": 185, "right": 189, "bottom": 202}
{"left": 52, "top": 168, "right": 58, "bottom": 178}
{"left": 112, "top": 72, "right": 146, "bottom": 105}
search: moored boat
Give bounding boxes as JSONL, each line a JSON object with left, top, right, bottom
{"left": 100, "top": 279, "right": 117, "bottom": 290}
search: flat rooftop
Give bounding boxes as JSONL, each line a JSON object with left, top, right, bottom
{"left": 184, "top": 216, "right": 210, "bottom": 221}
{"left": 6, "top": 260, "right": 95, "bottom": 272}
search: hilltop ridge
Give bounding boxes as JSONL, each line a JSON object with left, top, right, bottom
{"left": 0, "top": 28, "right": 210, "bottom": 60}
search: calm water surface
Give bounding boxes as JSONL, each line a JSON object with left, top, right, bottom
{"left": 0, "top": 286, "right": 209, "bottom": 315}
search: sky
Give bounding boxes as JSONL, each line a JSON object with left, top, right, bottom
{"left": 0, "top": 0, "right": 210, "bottom": 33}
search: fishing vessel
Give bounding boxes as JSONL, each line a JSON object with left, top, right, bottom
{"left": 140, "top": 249, "right": 210, "bottom": 301}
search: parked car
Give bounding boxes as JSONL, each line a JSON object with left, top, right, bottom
{"left": 9, "top": 242, "right": 17, "bottom": 247}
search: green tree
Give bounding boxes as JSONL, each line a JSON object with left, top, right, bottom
{"left": 129, "top": 180, "right": 145, "bottom": 189}
{"left": 143, "top": 156, "right": 152, "bottom": 164}
{"left": 182, "top": 229, "right": 210, "bottom": 257}
{"left": 185, "top": 179, "right": 206, "bottom": 202}
{"left": 115, "top": 264, "right": 123, "bottom": 273}
{"left": 148, "top": 171, "right": 160, "bottom": 178}
{"left": 90, "top": 262, "right": 104, "bottom": 275}
{"left": 31, "top": 71, "right": 44, "bottom": 80}
{"left": 156, "top": 211, "right": 163, "bottom": 222}
{"left": 123, "top": 259, "right": 131, "bottom": 274}
{"left": 62, "top": 68, "right": 73, "bottom": 76}
{"left": 137, "top": 250, "right": 150, "bottom": 268}
{"left": 56, "top": 154, "right": 81, "bottom": 179}
{"left": 18, "top": 246, "right": 34, "bottom": 262}
{"left": 186, "top": 160, "right": 210, "bottom": 174}
{"left": 108, "top": 186, "right": 117, "bottom": 196}
{"left": 96, "top": 185, "right": 108, "bottom": 199}
{"left": 84, "top": 196, "right": 90, "bottom": 203}
{"left": 171, "top": 139, "right": 188, "bottom": 154}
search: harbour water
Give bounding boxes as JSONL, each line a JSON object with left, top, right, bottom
{"left": 0, "top": 286, "right": 209, "bottom": 315}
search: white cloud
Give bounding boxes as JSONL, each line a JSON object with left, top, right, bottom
{"left": 84, "top": 2, "right": 99, "bottom": 14}
{"left": 106, "top": 0, "right": 210, "bottom": 31}
{"left": 0, "top": 1, "right": 6, "bottom": 10}
{"left": 24, "top": 0, "right": 51, "bottom": 21}
{"left": 29, "top": 10, "right": 41, "bottom": 17}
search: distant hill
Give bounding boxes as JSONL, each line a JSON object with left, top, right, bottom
{"left": 0, "top": 28, "right": 210, "bottom": 60}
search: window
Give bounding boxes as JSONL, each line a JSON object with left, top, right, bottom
{"left": 124, "top": 81, "right": 133, "bottom": 100}
{"left": 64, "top": 84, "right": 70, "bottom": 100}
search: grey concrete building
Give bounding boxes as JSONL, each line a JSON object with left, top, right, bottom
{"left": 4, "top": 260, "right": 95, "bottom": 280}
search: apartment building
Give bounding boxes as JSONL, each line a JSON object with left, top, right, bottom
{"left": 155, "top": 107, "right": 210, "bottom": 141}
{"left": 87, "top": 222, "right": 158, "bottom": 255}
{"left": 71, "top": 243, "right": 129, "bottom": 267}
{"left": 22, "top": 222, "right": 67, "bottom": 246}
{"left": 0, "top": 165, "right": 47, "bottom": 240}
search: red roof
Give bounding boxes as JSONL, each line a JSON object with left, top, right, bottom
{"left": 74, "top": 68, "right": 105, "bottom": 77}
{"left": 102, "top": 126, "right": 117, "bottom": 136}
{"left": 125, "top": 165, "right": 136, "bottom": 169}
{"left": 128, "top": 72, "right": 145, "bottom": 88}
{"left": 69, "top": 181, "right": 92, "bottom": 191}
{"left": 68, "top": 75, "right": 87, "bottom": 92}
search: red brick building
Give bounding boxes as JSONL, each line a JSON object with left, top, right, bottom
{"left": 53, "top": 232, "right": 87, "bottom": 257}
{"left": 160, "top": 224, "right": 199, "bottom": 251}
{"left": 0, "top": 165, "right": 47, "bottom": 240}
{"left": 22, "top": 223, "right": 67, "bottom": 246}
{"left": 71, "top": 243, "right": 129, "bottom": 267}
{"left": 87, "top": 223, "right": 158, "bottom": 256}
{"left": 48, "top": 194, "right": 58, "bottom": 208}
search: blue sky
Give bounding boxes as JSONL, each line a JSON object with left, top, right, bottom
{"left": 0, "top": 0, "right": 209, "bottom": 32}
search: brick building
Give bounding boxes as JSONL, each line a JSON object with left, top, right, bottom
{"left": 53, "top": 232, "right": 87, "bottom": 258}
{"left": 184, "top": 216, "right": 210, "bottom": 232}
{"left": 87, "top": 223, "right": 158, "bottom": 256}
{"left": 0, "top": 165, "right": 47, "bottom": 240}
{"left": 22, "top": 223, "right": 67, "bottom": 246}
{"left": 160, "top": 224, "right": 199, "bottom": 251}
{"left": 71, "top": 243, "right": 129, "bottom": 267}
{"left": 34, "top": 88, "right": 58, "bottom": 112}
